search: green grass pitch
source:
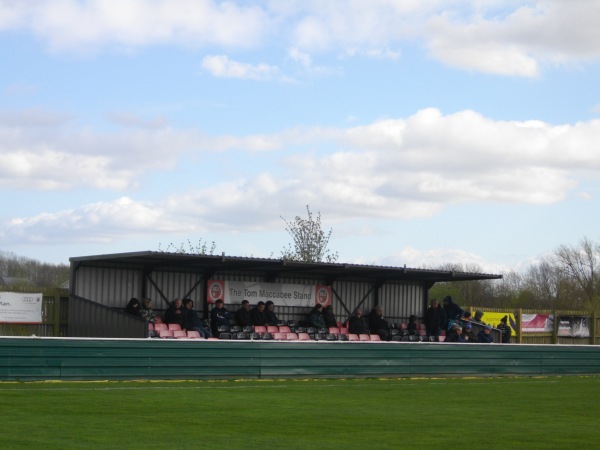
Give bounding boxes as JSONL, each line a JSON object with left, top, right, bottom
{"left": 1, "top": 376, "right": 599, "bottom": 449}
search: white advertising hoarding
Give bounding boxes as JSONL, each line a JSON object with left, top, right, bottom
{"left": 0, "top": 291, "right": 43, "bottom": 323}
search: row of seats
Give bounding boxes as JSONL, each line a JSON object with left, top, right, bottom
{"left": 218, "top": 331, "right": 382, "bottom": 342}
{"left": 150, "top": 321, "right": 445, "bottom": 341}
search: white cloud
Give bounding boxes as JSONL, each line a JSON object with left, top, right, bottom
{"left": 2, "top": 107, "right": 600, "bottom": 246}
{"left": 2, "top": 2, "right": 600, "bottom": 75}
{"left": 201, "top": 55, "right": 284, "bottom": 81}
{"left": 0, "top": 0, "right": 267, "bottom": 51}
{"left": 379, "top": 246, "right": 512, "bottom": 274}
{"left": 4, "top": 197, "right": 191, "bottom": 244}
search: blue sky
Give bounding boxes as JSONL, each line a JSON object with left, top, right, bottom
{"left": 1, "top": 0, "right": 599, "bottom": 273}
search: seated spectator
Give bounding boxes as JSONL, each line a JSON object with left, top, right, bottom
{"left": 265, "top": 300, "right": 279, "bottom": 326}
{"left": 424, "top": 299, "right": 446, "bottom": 338}
{"left": 368, "top": 305, "right": 390, "bottom": 341}
{"left": 182, "top": 298, "right": 212, "bottom": 338}
{"left": 322, "top": 305, "right": 337, "bottom": 328}
{"left": 463, "top": 322, "right": 477, "bottom": 343}
{"left": 250, "top": 301, "right": 267, "bottom": 326}
{"left": 460, "top": 311, "right": 472, "bottom": 323}
{"left": 497, "top": 316, "right": 512, "bottom": 343}
{"left": 164, "top": 298, "right": 186, "bottom": 328}
{"left": 407, "top": 315, "right": 418, "bottom": 336}
{"left": 443, "top": 296, "right": 464, "bottom": 330}
{"left": 124, "top": 297, "right": 142, "bottom": 317}
{"left": 139, "top": 298, "right": 157, "bottom": 324}
{"left": 210, "top": 299, "right": 231, "bottom": 337}
{"left": 235, "top": 300, "right": 252, "bottom": 328}
{"left": 477, "top": 324, "right": 494, "bottom": 343}
{"left": 473, "top": 309, "right": 486, "bottom": 324}
{"left": 308, "top": 304, "right": 326, "bottom": 329}
{"left": 347, "top": 309, "right": 369, "bottom": 335}
{"left": 445, "top": 323, "right": 465, "bottom": 342}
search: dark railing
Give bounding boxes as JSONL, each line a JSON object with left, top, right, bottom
{"left": 68, "top": 295, "right": 147, "bottom": 338}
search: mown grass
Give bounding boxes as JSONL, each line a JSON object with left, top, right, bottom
{"left": 1, "top": 376, "right": 599, "bottom": 449}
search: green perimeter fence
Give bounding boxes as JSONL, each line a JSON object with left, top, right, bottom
{"left": 1, "top": 337, "right": 600, "bottom": 381}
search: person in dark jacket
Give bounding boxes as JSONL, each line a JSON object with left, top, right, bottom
{"left": 235, "top": 300, "right": 252, "bottom": 328}
{"left": 183, "top": 298, "right": 212, "bottom": 338}
{"left": 308, "top": 304, "right": 326, "bottom": 329}
{"left": 264, "top": 300, "right": 279, "bottom": 326}
{"left": 445, "top": 323, "right": 465, "bottom": 342}
{"left": 477, "top": 324, "right": 494, "bottom": 343}
{"left": 424, "top": 299, "right": 446, "bottom": 338}
{"left": 250, "top": 301, "right": 267, "bottom": 326}
{"left": 210, "top": 299, "right": 231, "bottom": 336}
{"left": 164, "top": 298, "right": 185, "bottom": 328}
{"left": 407, "top": 314, "right": 418, "bottom": 336}
{"left": 463, "top": 322, "right": 477, "bottom": 343}
{"left": 442, "top": 296, "right": 464, "bottom": 330}
{"left": 497, "top": 316, "right": 512, "bottom": 343}
{"left": 322, "top": 305, "right": 338, "bottom": 328}
{"left": 124, "top": 297, "right": 142, "bottom": 317}
{"left": 347, "top": 309, "right": 369, "bottom": 335}
{"left": 368, "top": 305, "right": 390, "bottom": 341}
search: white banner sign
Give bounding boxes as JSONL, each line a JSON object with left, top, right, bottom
{"left": 0, "top": 291, "right": 43, "bottom": 323}
{"left": 207, "top": 280, "right": 332, "bottom": 307}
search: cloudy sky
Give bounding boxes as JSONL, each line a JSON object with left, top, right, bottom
{"left": 1, "top": 0, "right": 599, "bottom": 272}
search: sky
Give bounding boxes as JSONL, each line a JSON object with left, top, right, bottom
{"left": 1, "top": 0, "right": 600, "bottom": 273}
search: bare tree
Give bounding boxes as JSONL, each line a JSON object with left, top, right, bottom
{"left": 552, "top": 237, "right": 599, "bottom": 310}
{"left": 281, "top": 205, "right": 338, "bottom": 263}
{"left": 158, "top": 239, "right": 216, "bottom": 255}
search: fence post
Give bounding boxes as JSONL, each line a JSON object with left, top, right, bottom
{"left": 552, "top": 309, "right": 558, "bottom": 344}
{"left": 593, "top": 310, "right": 597, "bottom": 346}
{"left": 518, "top": 308, "right": 522, "bottom": 344}
{"left": 53, "top": 292, "right": 61, "bottom": 337}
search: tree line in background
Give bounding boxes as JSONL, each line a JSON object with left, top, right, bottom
{"left": 0, "top": 251, "right": 69, "bottom": 288}
{"left": 429, "top": 237, "right": 600, "bottom": 312}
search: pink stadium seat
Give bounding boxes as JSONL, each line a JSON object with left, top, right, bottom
{"left": 286, "top": 333, "right": 299, "bottom": 340}
{"left": 370, "top": 334, "right": 381, "bottom": 341}
{"left": 186, "top": 331, "right": 202, "bottom": 339}
{"left": 298, "top": 333, "right": 311, "bottom": 341}
{"left": 348, "top": 334, "right": 359, "bottom": 341}
{"left": 419, "top": 330, "right": 427, "bottom": 336}
{"left": 359, "top": 334, "right": 370, "bottom": 341}
{"left": 167, "top": 323, "right": 182, "bottom": 331}
{"left": 328, "top": 327, "right": 340, "bottom": 334}
{"left": 254, "top": 326, "right": 267, "bottom": 334}
{"left": 173, "top": 330, "right": 187, "bottom": 339}
{"left": 438, "top": 335, "right": 446, "bottom": 342}
{"left": 279, "top": 326, "right": 291, "bottom": 333}
{"left": 154, "top": 323, "right": 168, "bottom": 331}
{"left": 159, "top": 329, "right": 174, "bottom": 338}
{"left": 336, "top": 321, "right": 343, "bottom": 328}
{"left": 272, "top": 332, "right": 285, "bottom": 340}
{"left": 267, "top": 326, "right": 279, "bottom": 334}
{"left": 148, "top": 323, "right": 154, "bottom": 331}
{"left": 339, "top": 327, "right": 348, "bottom": 335}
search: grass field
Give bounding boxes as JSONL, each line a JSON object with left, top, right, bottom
{"left": 1, "top": 376, "right": 599, "bottom": 449}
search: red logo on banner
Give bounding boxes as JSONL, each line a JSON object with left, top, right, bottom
{"left": 315, "top": 285, "right": 332, "bottom": 307}
{"left": 207, "top": 280, "right": 224, "bottom": 304}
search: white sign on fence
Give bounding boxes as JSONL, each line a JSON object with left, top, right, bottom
{"left": 0, "top": 291, "right": 43, "bottom": 323}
